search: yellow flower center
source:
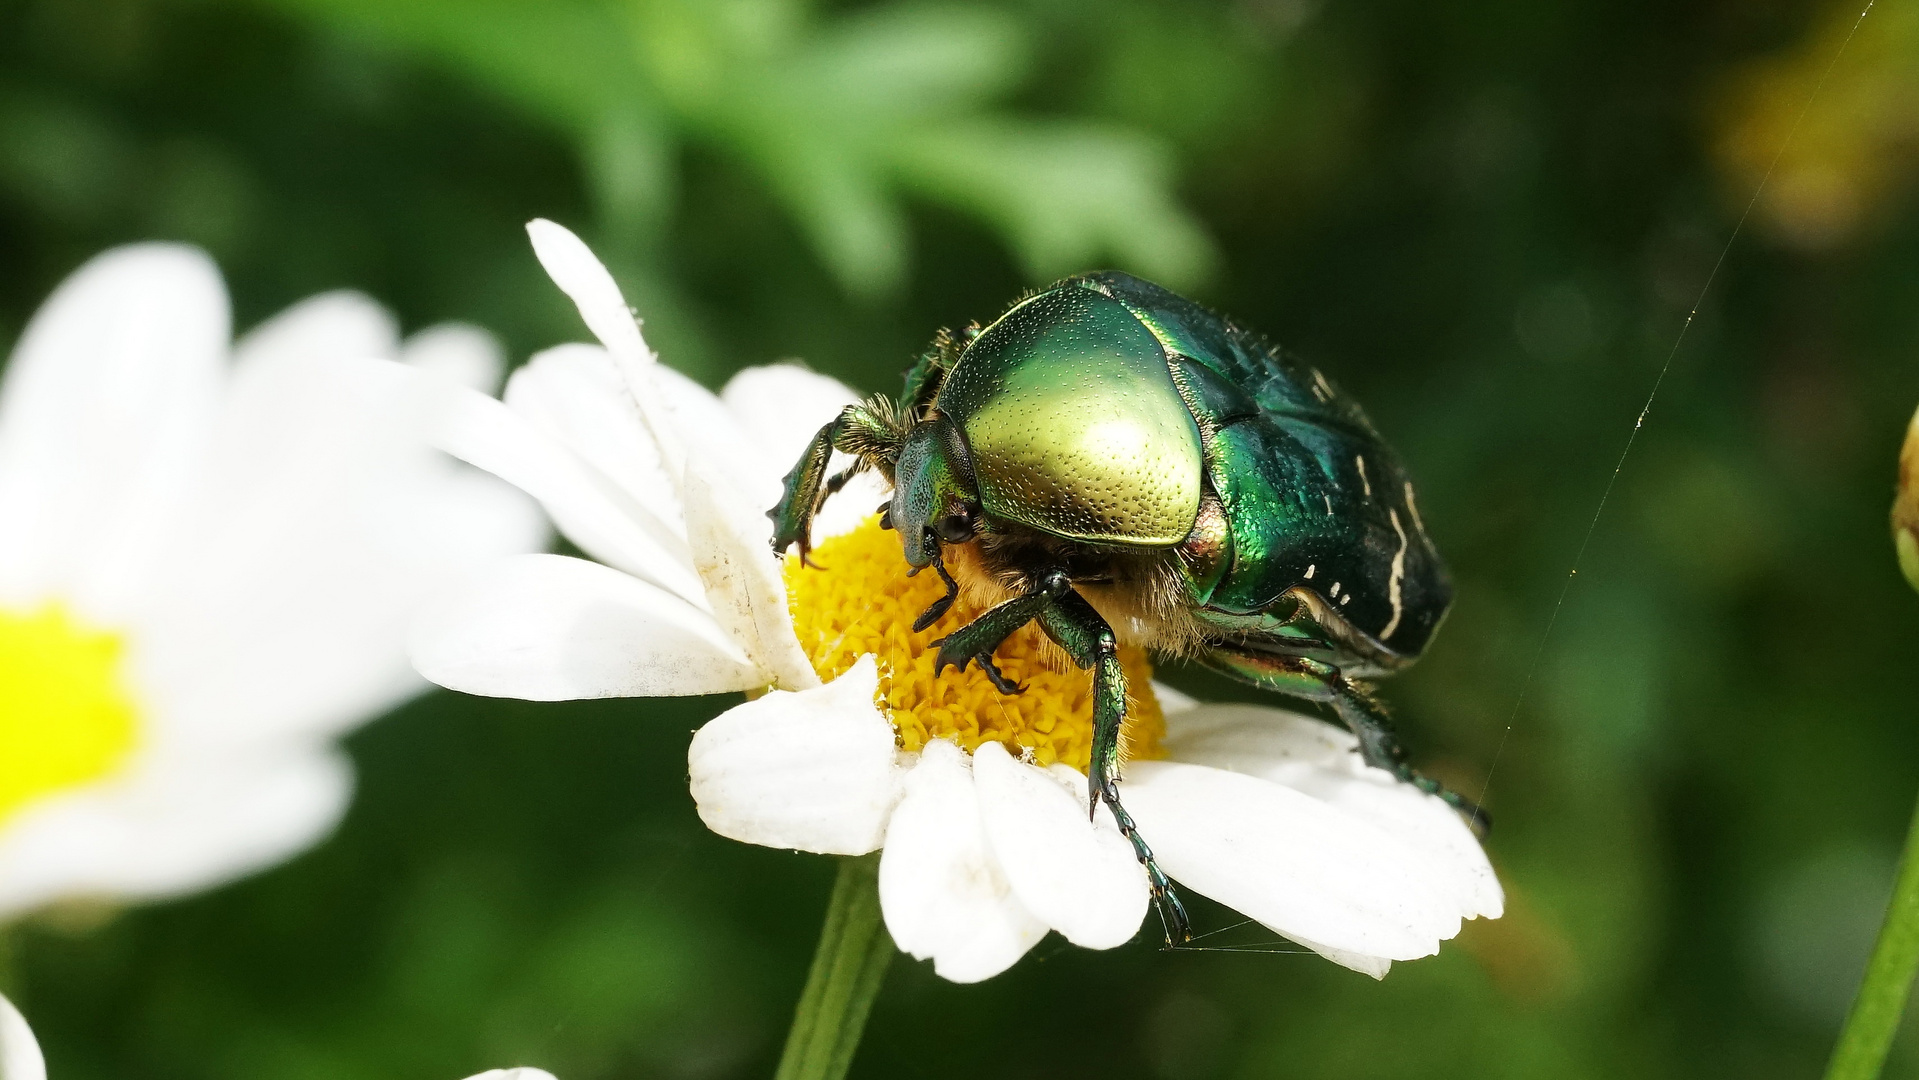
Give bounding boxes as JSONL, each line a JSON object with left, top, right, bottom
{"left": 785, "top": 518, "right": 1163, "bottom": 771}
{"left": 0, "top": 605, "right": 140, "bottom": 825}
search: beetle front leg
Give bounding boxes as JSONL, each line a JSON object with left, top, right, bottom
{"left": 910, "top": 556, "right": 961, "bottom": 632}
{"left": 769, "top": 415, "right": 843, "bottom": 565}
{"left": 1034, "top": 575, "right": 1192, "bottom": 945}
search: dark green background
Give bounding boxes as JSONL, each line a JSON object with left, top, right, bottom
{"left": 4, "top": 0, "right": 1919, "bottom": 1077}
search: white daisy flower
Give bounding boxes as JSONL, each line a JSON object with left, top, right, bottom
{"left": 0, "top": 244, "right": 545, "bottom": 920}
{"left": 411, "top": 221, "right": 1502, "bottom": 983}
{"left": 0, "top": 990, "right": 554, "bottom": 1080}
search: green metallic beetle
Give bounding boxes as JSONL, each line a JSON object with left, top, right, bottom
{"left": 769, "top": 271, "right": 1480, "bottom": 943}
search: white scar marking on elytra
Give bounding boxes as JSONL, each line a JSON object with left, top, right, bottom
{"left": 1323, "top": 493, "right": 1333, "bottom": 516}
{"left": 1311, "top": 369, "right": 1333, "bottom": 402}
{"left": 1381, "top": 508, "right": 1409, "bottom": 640}
{"left": 1355, "top": 455, "right": 1372, "bottom": 499}
{"left": 1304, "top": 564, "right": 1316, "bottom": 579}
{"left": 1403, "top": 482, "right": 1427, "bottom": 535}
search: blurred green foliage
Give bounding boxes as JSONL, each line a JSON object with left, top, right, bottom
{"left": 238, "top": 0, "right": 1214, "bottom": 373}
{"left": 3, "top": 0, "right": 1919, "bottom": 1078}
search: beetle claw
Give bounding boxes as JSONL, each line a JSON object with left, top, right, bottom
{"left": 930, "top": 639, "right": 1022, "bottom": 695}
{"left": 794, "top": 536, "right": 822, "bottom": 570}
{"left": 976, "top": 653, "right": 1023, "bottom": 695}
{"left": 930, "top": 638, "right": 959, "bottom": 677}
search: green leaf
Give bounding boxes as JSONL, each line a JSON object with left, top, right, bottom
{"left": 258, "top": 0, "right": 654, "bottom": 136}
{"left": 240, "top": 0, "right": 1214, "bottom": 298}
{"left": 894, "top": 119, "right": 1216, "bottom": 289}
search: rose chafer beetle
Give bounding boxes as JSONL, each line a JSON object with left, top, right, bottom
{"left": 770, "top": 271, "right": 1482, "bottom": 943}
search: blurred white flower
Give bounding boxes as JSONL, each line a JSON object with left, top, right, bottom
{"left": 410, "top": 220, "right": 1500, "bottom": 983}
{"left": 0, "top": 993, "right": 44, "bottom": 1080}
{"left": 0, "top": 990, "right": 554, "bottom": 1080}
{"left": 0, "top": 245, "right": 545, "bottom": 920}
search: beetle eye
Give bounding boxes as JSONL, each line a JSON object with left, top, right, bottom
{"left": 933, "top": 507, "right": 975, "bottom": 543}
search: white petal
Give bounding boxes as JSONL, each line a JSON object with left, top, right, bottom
{"left": 0, "top": 994, "right": 46, "bottom": 1080}
{"left": 682, "top": 463, "right": 820, "bottom": 690}
{"left": 719, "top": 363, "right": 861, "bottom": 467}
{"left": 719, "top": 364, "right": 891, "bottom": 541}
{"left": 1162, "top": 701, "right": 1358, "bottom": 767}
{"left": 410, "top": 553, "right": 758, "bottom": 701}
{"left": 811, "top": 469, "right": 893, "bottom": 542}
{"left": 972, "top": 742, "right": 1148, "bottom": 949}
{"left": 525, "top": 219, "right": 684, "bottom": 481}
{"left": 526, "top": 219, "right": 651, "bottom": 375}
{"left": 232, "top": 290, "right": 397, "bottom": 368}
{"left": 0, "top": 750, "right": 352, "bottom": 919}
{"left": 1124, "top": 760, "right": 1461, "bottom": 960}
{"left": 1287, "top": 934, "right": 1393, "bottom": 979}
{"left": 463, "top": 1072, "right": 557, "bottom": 1080}
{"left": 425, "top": 363, "right": 706, "bottom": 605}
{"left": 1151, "top": 681, "right": 1200, "bottom": 715}
{"left": 1164, "top": 704, "right": 1502, "bottom": 920}
{"left": 688, "top": 656, "right": 906, "bottom": 854}
{"left": 0, "top": 243, "right": 227, "bottom": 620}
{"left": 504, "top": 344, "right": 687, "bottom": 549}
{"left": 403, "top": 322, "right": 505, "bottom": 393}
{"left": 879, "top": 741, "right": 1047, "bottom": 983}
{"left": 657, "top": 365, "right": 783, "bottom": 515}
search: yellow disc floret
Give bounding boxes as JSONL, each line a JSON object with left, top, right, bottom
{"left": 0, "top": 605, "right": 140, "bottom": 825}
{"left": 785, "top": 518, "right": 1163, "bottom": 771}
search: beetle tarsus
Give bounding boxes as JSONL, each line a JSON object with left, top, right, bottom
{"left": 927, "top": 574, "right": 1192, "bottom": 943}
{"left": 1103, "top": 787, "right": 1191, "bottom": 946}
{"left": 912, "top": 557, "right": 961, "bottom": 632}
{"left": 1031, "top": 579, "right": 1193, "bottom": 945}
{"left": 1202, "top": 646, "right": 1491, "bottom": 837}
{"left": 975, "top": 653, "right": 1023, "bottom": 695}
{"left": 1327, "top": 677, "right": 1492, "bottom": 837}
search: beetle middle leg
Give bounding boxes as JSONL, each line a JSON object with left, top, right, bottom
{"left": 1199, "top": 648, "right": 1491, "bottom": 837}
{"left": 935, "top": 569, "right": 1193, "bottom": 945}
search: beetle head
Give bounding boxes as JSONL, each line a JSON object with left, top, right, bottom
{"left": 887, "top": 413, "right": 980, "bottom": 568}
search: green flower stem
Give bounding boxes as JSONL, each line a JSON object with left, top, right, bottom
{"left": 774, "top": 853, "right": 894, "bottom": 1080}
{"left": 1825, "top": 790, "right": 1919, "bottom": 1080}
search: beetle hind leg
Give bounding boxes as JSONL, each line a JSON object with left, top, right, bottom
{"left": 1198, "top": 648, "right": 1491, "bottom": 837}
{"left": 1332, "top": 682, "right": 1491, "bottom": 837}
